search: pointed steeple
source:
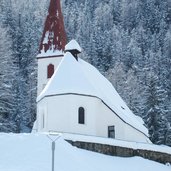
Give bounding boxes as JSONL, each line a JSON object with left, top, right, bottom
{"left": 39, "top": 0, "right": 67, "bottom": 55}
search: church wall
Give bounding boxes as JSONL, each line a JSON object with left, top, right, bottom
{"left": 67, "top": 140, "right": 170, "bottom": 164}
{"left": 123, "top": 124, "right": 151, "bottom": 143}
{"left": 97, "top": 102, "right": 150, "bottom": 143}
{"left": 37, "top": 95, "right": 97, "bottom": 135}
{"left": 37, "top": 94, "right": 149, "bottom": 143}
{"left": 37, "top": 56, "right": 63, "bottom": 96}
{"left": 36, "top": 104, "right": 47, "bottom": 131}
{"left": 95, "top": 100, "right": 126, "bottom": 139}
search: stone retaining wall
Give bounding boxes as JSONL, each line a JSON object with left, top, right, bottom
{"left": 66, "top": 140, "right": 171, "bottom": 164}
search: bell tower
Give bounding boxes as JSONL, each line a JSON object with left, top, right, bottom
{"left": 37, "top": 0, "right": 67, "bottom": 96}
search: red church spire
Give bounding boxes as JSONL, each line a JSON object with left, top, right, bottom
{"left": 39, "top": 0, "right": 67, "bottom": 54}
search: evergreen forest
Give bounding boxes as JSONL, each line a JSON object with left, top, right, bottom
{"left": 0, "top": 0, "right": 171, "bottom": 146}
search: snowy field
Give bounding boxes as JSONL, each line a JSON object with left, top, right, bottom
{"left": 0, "top": 133, "right": 170, "bottom": 171}
{"left": 63, "top": 133, "right": 171, "bottom": 154}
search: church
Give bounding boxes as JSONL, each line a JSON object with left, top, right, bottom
{"left": 33, "top": 0, "right": 151, "bottom": 143}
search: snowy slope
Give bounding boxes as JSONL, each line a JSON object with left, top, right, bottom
{"left": 0, "top": 133, "right": 170, "bottom": 171}
{"left": 63, "top": 133, "right": 171, "bottom": 155}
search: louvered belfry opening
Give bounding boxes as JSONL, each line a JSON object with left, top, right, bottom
{"left": 39, "top": 0, "right": 67, "bottom": 53}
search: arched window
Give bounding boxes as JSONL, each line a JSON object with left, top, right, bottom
{"left": 78, "top": 107, "right": 85, "bottom": 124}
{"left": 47, "top": 64, "right": 54, "bottom": 78}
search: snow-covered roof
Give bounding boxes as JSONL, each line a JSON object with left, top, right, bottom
{"left": 65, "top": 39, "right": 82, "bottom": 52}
{"left": 37, "top": 49, "right": 63, "bottom": 58}
{"left": 37, "top": 52, "right": 148, "bottom": 136}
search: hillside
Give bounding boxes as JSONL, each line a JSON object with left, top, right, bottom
{"left": 0, "top": 133, "right": 170, "bottom": 171}
{"left": 0, "top": 0, "right": 170, "bottom": 146}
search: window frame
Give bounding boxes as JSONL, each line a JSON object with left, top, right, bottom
{"left": 42, "top": 113, "right": 45, "bottom": 129}
{"left": 108, "top": 126, "right": 115, "bottom": 138}
{"left": 47, "top": 64, "right": 54, "bottom": 78}
{"left": 78, "top": 107, "right": 85, "bottom": 124}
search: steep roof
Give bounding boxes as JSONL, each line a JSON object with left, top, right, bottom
{"left": 37, "top": 52, "right": 148, "bottom": 137}
{"left": 65, "top": 39, "right": 82, "bottom": 52}
{"left": 38, "top": 0, "right": 67, "bottom": 57}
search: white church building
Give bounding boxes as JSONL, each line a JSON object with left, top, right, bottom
{"left": 33, "top": 0, "right": 151, "bottom": 143}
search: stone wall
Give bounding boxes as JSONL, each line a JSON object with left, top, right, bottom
{"left": 66, "top": 140, "right": 171, "bottom": 164}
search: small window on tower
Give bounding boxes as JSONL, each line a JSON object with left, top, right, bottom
{"left": 78, "top": 107, "right": 85, "bottom": 124}
{"left": 47, "top": 64, "right": 54, "bottom": 78}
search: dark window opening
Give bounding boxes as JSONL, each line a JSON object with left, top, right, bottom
{"left": 78, "top": 107, "right": 85, "bottom": 124}
{"left": 108, "top": 126, "right": 115, "bottom": 138}
{"left": 47, "top": 64, "right": 54, "bottom": 78}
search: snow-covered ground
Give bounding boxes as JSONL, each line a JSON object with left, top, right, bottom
{"left": 0, "top": 133, "right": 170, "bottom": 171}
{"left": 63, "top": 133, "right": 171, "bottom": 155}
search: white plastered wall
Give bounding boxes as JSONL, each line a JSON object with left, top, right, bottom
{"left": 37, "top": 94, "right": 149, "bottom": 143}
{"left": 37, "top": 56, "right": 63, "bottom": 96}
{"left": 37, "top": 95, "right": 97, "bottom": 135}
{"left": 96, "top": 102, "right": 150, "bottom": 143}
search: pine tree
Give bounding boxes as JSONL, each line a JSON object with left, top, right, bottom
{"left": 0, "top": 24, "right": 18, "bottom": 132}
{"left": 0, "top": 0, "right": 170, "bottom": 141}
{"left": 145, "top": 73, "right": 169, "bottom": 144}
{"left": 166, "top": 126, "right": 171, "bottom": 146}
{"left": 0, "top": 0, "right": 48, "bottom": 132}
